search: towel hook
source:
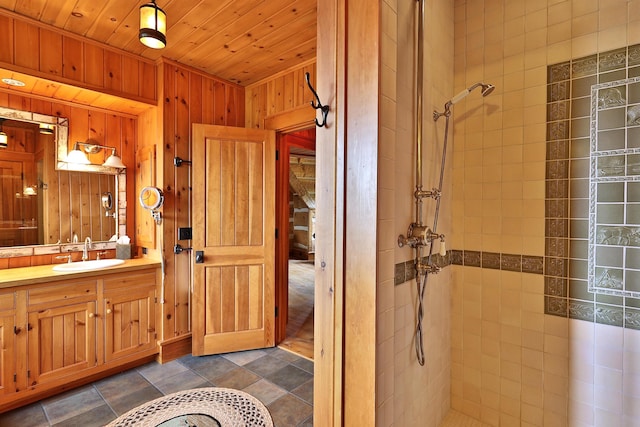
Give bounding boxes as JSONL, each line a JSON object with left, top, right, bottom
{"left": 305, "top": 72, "right": 329, "bottom": 128}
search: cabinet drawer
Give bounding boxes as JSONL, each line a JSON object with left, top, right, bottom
{"left": 103, "top": 270, "right": 156, "bottom": 292}
{"left": 28, "top": 281, "right": 98, "bottom": 307}
{"left": 0, "top": 292, "right": 15, "bottom": 311}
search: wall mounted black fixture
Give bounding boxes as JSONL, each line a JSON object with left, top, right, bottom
{"left": 174, "top": 244, "right": 192, "bottom": 254}
{"left": 305, "top": 72, "right": 329, "bottom": 128}
{"left": 174, "top": 156, "right": 192, "bottom": 167}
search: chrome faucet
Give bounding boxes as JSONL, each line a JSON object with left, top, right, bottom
{"left": 83, "top": 237, "right": 92, "bottom": 261}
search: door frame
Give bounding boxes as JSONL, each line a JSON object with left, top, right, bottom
{"left": 264, "top": 106, "right": 315, "bottom": 344}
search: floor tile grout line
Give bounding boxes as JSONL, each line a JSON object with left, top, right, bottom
{"left": 91, "top": 386, "right": 118, "bottom": 424}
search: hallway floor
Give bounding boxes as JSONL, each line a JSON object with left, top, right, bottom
{"left": 279, "top": 260, "right": 314, "bottom": 360}
{"left": 0, "top": 347, "right": 313, "bottom": 427}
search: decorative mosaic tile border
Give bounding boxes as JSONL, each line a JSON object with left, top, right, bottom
{"left": 546, "top": 43, "right": 640, "bottom": 330}
{"left": 393, "top": 251, "right": 544, "bottom": 285}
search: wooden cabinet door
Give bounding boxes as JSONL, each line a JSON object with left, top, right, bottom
{"left": 104, "top": 284, "right": 156, "bottom": 362}
{"left": 0, "top": 313, "right": 16, "bottom": 396}
{"left": 27, "top": 301, "right": 97, "bottom": 388}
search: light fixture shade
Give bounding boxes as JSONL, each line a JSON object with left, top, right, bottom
{"left": 0, "top": 132, "right": 7, "bottom": 148}
{"left": 39, "top": 123, "right": 55, "bottom": 135}
{"left": 103, "top": 153, "right": 126, "bottom": 169}
{"left": 139, "top": 1, "right": 166, "bottom": 49}
{"left": 66, "top": 144, "right": 91, "bottom": 164}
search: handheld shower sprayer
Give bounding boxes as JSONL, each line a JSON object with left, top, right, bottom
{"left": 433, "top": 82, "right": 495, "bottom": 121}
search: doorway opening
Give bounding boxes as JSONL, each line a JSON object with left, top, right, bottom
{"left": 275, "top": 128, "right": 316, "bottom": 360}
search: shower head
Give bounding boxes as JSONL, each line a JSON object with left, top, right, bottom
{"left": 481, "top": 83, "right": 495, "bottom": 97}
{"left": 434, "top": 82, "right": 495, "bottom": 120}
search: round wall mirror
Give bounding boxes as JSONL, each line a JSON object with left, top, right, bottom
{"left": 139, "top": 186, "right": 164, "bottom": 211}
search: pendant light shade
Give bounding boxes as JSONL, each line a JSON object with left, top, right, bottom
{"left": 139, "top": 0, "right": 166, "bottom": 49}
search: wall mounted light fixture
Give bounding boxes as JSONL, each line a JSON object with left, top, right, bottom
{"left": 0, "top": 119, "right": 7, "bottom": 149}
{"left": 39, "top": 123, "right": 55, "bottom": 135}
{"left": 139, "top": 0, "right": 166, "bottom": 49}
{"left": 66, "top": 141, "right": 126, "bottom": 169}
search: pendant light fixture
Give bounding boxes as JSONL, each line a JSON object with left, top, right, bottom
{"left": 139, "top": 0, "right": 167, "bottom": 49}
{"left": 0, "top": 119, "right": 7, "bottom": 149}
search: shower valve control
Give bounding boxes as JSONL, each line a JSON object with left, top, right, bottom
{"left": 415, "top": 187, "right": 440, "bottom": 200}
{"left": 398, "top": 224, "right": 445, "bottom": 250}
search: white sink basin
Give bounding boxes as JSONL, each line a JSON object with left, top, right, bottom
{"left": 53, "top": 259, "right": 125, "bottom": 272}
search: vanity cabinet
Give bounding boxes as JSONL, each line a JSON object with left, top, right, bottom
{"left": 0, "top": 262, "right": 160, "bottom": 412}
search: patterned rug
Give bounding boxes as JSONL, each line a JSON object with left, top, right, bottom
{"left": 106, "top": 387, "right": 273, "bottom": 427}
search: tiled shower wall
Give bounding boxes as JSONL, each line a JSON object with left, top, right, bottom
{"left": 379, "top": 0, "right": 455, "bottom": 425}
{"left": 451, "top": 0, "right": 640, "bottom": 426}
{"left": 545, "top": 44, "right": 640, "bottom": 329}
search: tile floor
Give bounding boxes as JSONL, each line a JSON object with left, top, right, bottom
{"left": 0, "top": 347, "right": 313, "bottom": 427}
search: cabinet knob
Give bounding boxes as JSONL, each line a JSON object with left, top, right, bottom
{"left": 106, "top": 308, "right": 112, "bottom": 314}
{"left": 88, "top": 313, "right": 94, "bottom": 318}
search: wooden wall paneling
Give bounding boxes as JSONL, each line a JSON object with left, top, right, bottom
{"left": 139, "top": 61, "right": 156, "bottom": 101}
{"left": 68, "top": 107, "right": 90, "bottom": 151}
{"left": 121, "top": 56, "right": 139, "bottom": 98}
{"left": 135, "top": 144, "right": 156, "bottom": 249}
{"left": 39, "top": 28, "right": 63, "bottom": 77}
{"left": 13, "top": 19, "right": 39, "bottom": 70}
{"left": 266, "top": 79, "right": 277, "bottom": 118}
{"left": 0, "top": 11, "right": 157, "bottom": 106}
{"left": 28, "top": 98, "right": 52, "bottom": 116}
{"left": 244, "top": 61, "right": 316, "bottom": 130}
{"left": 201, "top": 79, "right": 214, "bottom": 125}
{"left": 62, "top": 36, "right": 84, "bottom": 82}
{"left": 247, "top": 85, "right": 267, "bottom": 129}
{"left": 87, "top": 110, "right": 106, "bottom": 164}
{"left": 84, "top": 44, "right": 105, "bottom": 89}
{"left": 0, "top": 14, "right": 13, "bottom": 64}
{"left": 7, "top": 93, "right": 31, "bottom": 112}
{"left": 161, "top": 65, "right": 177, "bottom": 339}
{"left": 103, "top": 50, "right": 123, "bottom": 94}
{"left": 283, "top": 72, "right": 295, "bottom": 111}
{"left": 226, "top": 86, "right": 243, "bottom": 127}
{"left": 122, "top": 117, "right": 136, "bottom": 240}
{"left": 174, "top": 68, "right": 191, "bottom": 336}
{"left": 274, "top": 76, "right": 285, "bottom": 115}
{"left": 213, "top": 81, "right": 226, "bottom": 126}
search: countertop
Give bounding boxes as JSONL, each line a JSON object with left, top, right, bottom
{"left": 0, "top": 257, "right": 162, "bottom": 289}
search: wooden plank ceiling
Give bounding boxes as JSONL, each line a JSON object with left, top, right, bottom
{"left": 0, "top": 0, "right": 317, "bottom": 86}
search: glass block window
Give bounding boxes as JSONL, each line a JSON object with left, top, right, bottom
{"left": 589, "top": 76, "right": 640, "bottom": 298}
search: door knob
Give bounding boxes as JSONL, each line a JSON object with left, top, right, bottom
{"left": 106, "top": 308, "right": 112, "bottom": 314}
{"left": 195, "top": 251, "right": 204, "bottom": 264}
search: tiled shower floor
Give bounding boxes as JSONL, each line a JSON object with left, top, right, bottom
{"left": 0, "top": 348, "right": 313, "bottom": 427}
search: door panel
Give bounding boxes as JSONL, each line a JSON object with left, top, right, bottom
{"left": 192, "top": 124, "right": 275, "bottom": 356}
{"left": 27, "top": 302, "right": 96, "bottom": 387}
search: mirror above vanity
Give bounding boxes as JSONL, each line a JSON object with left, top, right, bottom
{"left": 0, "top": 106, "right": 122, "bottom": 254}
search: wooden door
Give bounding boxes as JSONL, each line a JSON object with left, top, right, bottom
{"left": 192, "top": 124, "right": 275, "bottom": 356}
